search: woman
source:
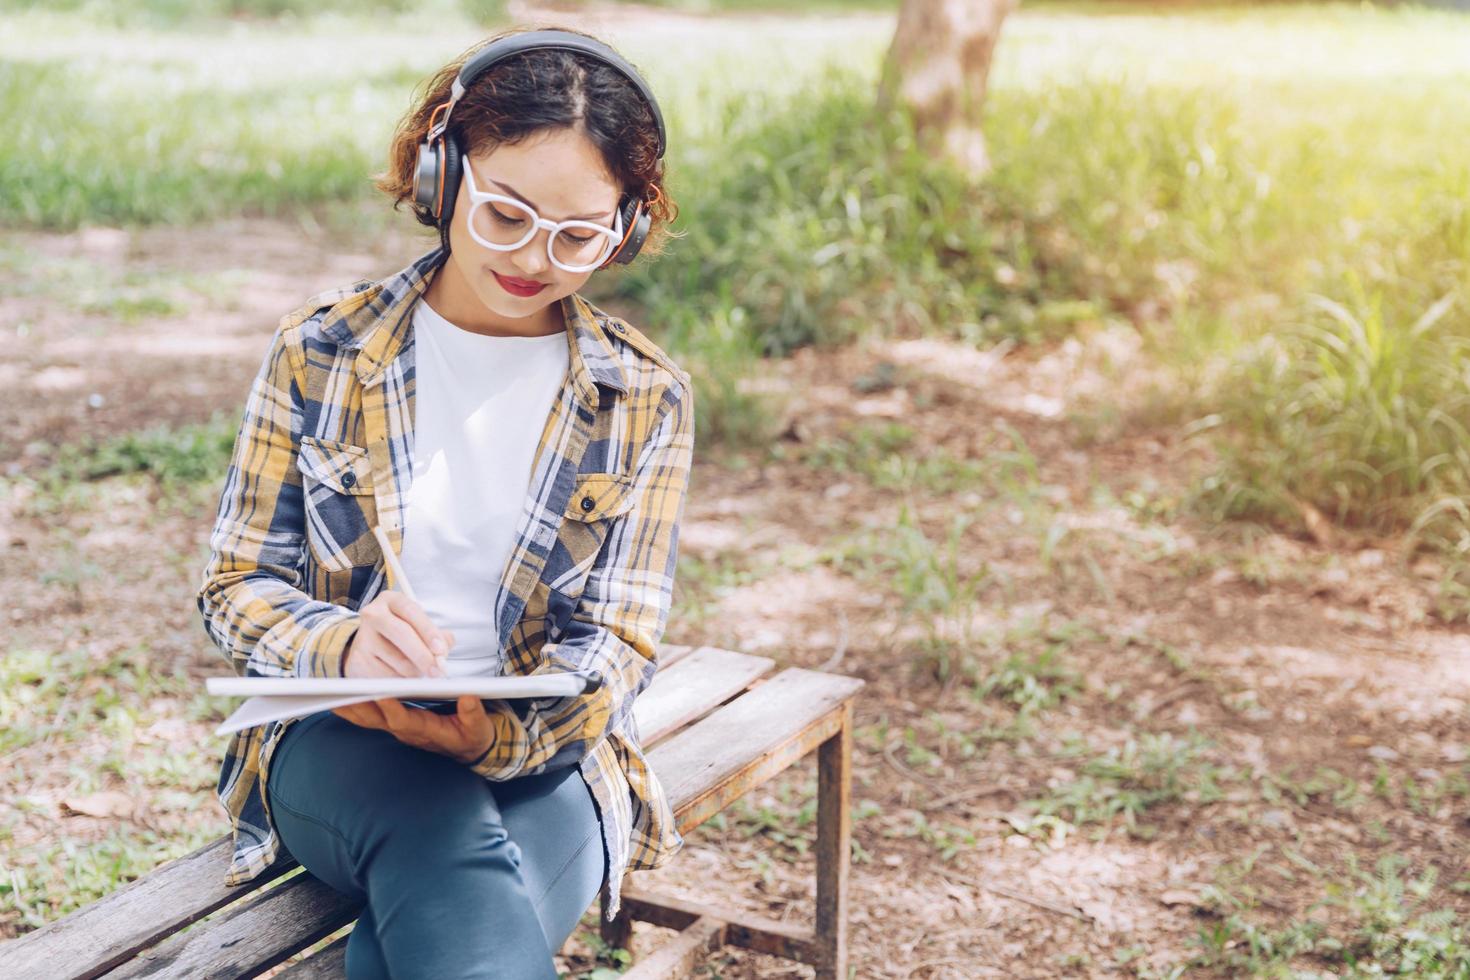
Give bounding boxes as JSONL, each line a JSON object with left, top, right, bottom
{"left": 197, "top": 27, "right": 691, "bottom": 979}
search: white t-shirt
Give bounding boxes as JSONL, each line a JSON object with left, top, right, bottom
{"left": 398, "top": 298, "right": 570, "bottom": 677}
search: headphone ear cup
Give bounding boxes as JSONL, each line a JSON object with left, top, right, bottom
{"left": 412, "top": 138, "right": 440, "bottom": 213}
{"left": 606, "top": 196, "right": 651, "bottom": 266}
{"left": 438, "top": 132, "right": 462, "bottom": 229}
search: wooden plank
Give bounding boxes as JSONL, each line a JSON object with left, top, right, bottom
{"left": 103, "top": 872, "right": 360, "bottom": 979}
{"left": 0, "top": 839, "right": 296, "bottom": 980}
{"left": 659, "top": 643, "right": 695, "bottom": 668}
{"left": 651, "top": 669, "right": 864, "bottom": 833}
{"left": 815, "top": 705, "right": 853, "bottom": 980}
{"left": 272, "top": 934, "right": 348, "bottom": 979}
{"left": 635, "top": 647, "right": 775, "bottom": 747}
{"left": 5, "top": 651, "right": 859, "bottom": 980}
{"left": 0, "top": 642, "right": 707, "bottom": 978}
{"left": 621, "top": 916, "right": 726, "bottom": 980}
{"left": 619, "top": 887, "right": 817, "bottom": 964}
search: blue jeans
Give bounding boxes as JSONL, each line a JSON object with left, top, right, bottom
{"left": 266, "top": 711, "right": 605, "bottom": 980}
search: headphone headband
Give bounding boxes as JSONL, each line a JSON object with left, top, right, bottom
{"left": 429, "top": 30, "right": 666, "bottom": 160}
{"left": 414, "top": 29, "right": 663, "bottom": 267}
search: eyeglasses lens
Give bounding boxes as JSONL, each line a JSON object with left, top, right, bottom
{"left": 471, "top": 200, "right": 537, "bottom": 248}
{"left": 551, "top": 229, "right": 613, "bottom": 269}
{"left": 469, "top": 200, "right": 614, "bottom": 271}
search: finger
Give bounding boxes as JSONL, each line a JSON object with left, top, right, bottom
{"left": 384, "top": 592, "right": 450, "bottom": 660}
{"left": 354, "top": 642, "right": 416, "bottom": 679}
{"left": 379, "top": 699, "right": 459, "bottom": 754}
{"left": 331, "top": 702, "right": 369, "bottom": 724}
{"left": 355, "top": 701, "right": 390, "bottom": 727}
{"left": 375, "top": 617, "right": 442, "bottom": 677}
{"left": 453, "top": 697, "right": 493, "bottom": 762}
{"left": 456, "top": 695, "right": 485, "bottom": 718}
{"left": 456, "top": 695, "right": 493, "bottom": 737}
{"left": 377, "top": 698, "right": 432, "bottom": 739}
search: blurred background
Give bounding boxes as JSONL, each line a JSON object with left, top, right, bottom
{"left": 1, "top": 0, "right": 1467, "bottom": 976}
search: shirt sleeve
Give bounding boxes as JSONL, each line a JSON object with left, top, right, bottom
{"left": 469, "top": 375, "right": 695, "bottom": 780}
{"left": 196, "top": 324, "right": 359, "bottom": 679}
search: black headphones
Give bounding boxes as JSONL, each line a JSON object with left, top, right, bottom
{"left": 412, "top": 30, "right": 666, "bottom": 267}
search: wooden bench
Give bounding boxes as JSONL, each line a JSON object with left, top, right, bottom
{"left": 0, "top": 645, "right": 864, "bottom": 979}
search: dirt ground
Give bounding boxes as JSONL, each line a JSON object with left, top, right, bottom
{"left": 2, "top": 210, "right": 1467, "bottom": 978}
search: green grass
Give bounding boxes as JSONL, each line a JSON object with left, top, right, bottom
{"left": 631, "top": 0, "right": 893, "bottom": 10}
{"left": 41, "top": 414, "right": 240, "bottom": 486}
{"left": 0, "top": 55, "right": 412, "bottom": 228}
{"left": 1027, "top": 731, "right": 1235, "bottom": 837}
{"left": 0, "top": 0, "right": 506, "bottom": 28}
{"left": 0, "top": 243, "right": 256, "bottom": 320}
{"left": 3, "top": 3, "right": 1467, "bottom": 588}
{"left": 0, "top": 641, "right": 233, "bottom": 930}
{"left": 1190, "top": 854, "right": 1470, "bottom": 977}
{"left": 789, "top": 419, "right": 998, "bottom": 495}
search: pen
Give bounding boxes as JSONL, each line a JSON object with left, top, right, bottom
{"left": 372, "top": 525, "right": 445, "bottom": 675}
{"left": 372, "top": 525, "right": 418, "bottom": 602}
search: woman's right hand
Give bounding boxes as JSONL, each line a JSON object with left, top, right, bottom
{"left": 342, "top": 591, "right": 454, "bottom": 678}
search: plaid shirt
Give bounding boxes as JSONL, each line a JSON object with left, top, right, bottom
{"left": 197, "top": 245, "right": 691, "bottom": 920}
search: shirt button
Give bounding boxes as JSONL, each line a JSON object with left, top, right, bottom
{"left": 341, "top": 471, "right": 357, "bottom": 489}
{"left": 580, "top": 495, "right": 596, "bottom": 512}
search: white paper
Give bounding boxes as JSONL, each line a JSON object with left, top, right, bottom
{"left": 207, "top": 674, "right": 594, "bottom": 736}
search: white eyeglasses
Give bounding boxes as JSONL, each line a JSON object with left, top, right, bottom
{"left": 460, "top": 154, "right": 625, "bottom": 274}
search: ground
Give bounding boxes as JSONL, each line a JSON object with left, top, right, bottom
{"left": 1, "top": 209, "right": 1466, "bottom": 978}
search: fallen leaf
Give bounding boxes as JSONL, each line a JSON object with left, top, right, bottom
{"left": 62, "top": 791, "right": 135, "bottom": 819}
{"left": 1292, "top": 497, "right": 1335, "bottom": 547}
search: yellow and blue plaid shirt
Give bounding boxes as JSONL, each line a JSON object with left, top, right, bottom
{"left": 197, "top": 244, "right": 691, "bottom": 919}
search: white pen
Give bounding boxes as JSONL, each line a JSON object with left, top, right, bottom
{"left": 372, "top": 524, "right": 446, "bottom": 675}
{"left": 372, "top": 524, "right": 418, "bottom": 602}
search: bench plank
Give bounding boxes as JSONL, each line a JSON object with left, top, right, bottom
{"left": 619, "top": 886, "right": 817, "bottom": 963}
{"left": 0, "top": 840, "right": 297, "bottom": 980}
{"left": 634, "top": 647, "right": 775, "bottom": 747}
{"left": 104, "top": 872, "right": 359, "bottom": 979}
{"left": 620, "top": 916, "right": 725, "bottom": 980}
{"left": 3, "top": 650, "right": 861, "bottom": 980}
{"left": 652, "top": 668, "right": 865, "bottom": 831}
{"left": 0, "top": 644, "right": 723, "bottom": 980}
{"left": 659, "top": 643, "right": 695, "bottom": 668}
{"left": 268, "top": 934, "right": 348, "bottom": 979}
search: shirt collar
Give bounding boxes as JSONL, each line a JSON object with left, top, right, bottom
{"left": 320, "top": 244, "right": 629, "bottom": 404}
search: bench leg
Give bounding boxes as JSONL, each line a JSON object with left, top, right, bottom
{"left": 610, "top": 700, "right": 857, "bottom": 977}
{"left": 815, "top": 701, "right": 852, "bottom": 980}
{"left": 601, "top": 886, "right": 635, "bottom": 959}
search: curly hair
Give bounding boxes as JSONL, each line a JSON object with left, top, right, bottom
{"left": 374, "top": 26, "right": 677, "bottom": 257}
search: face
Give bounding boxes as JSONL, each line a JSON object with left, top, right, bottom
{"left": 441, "top": 128, "right": 622, "bottom": 334}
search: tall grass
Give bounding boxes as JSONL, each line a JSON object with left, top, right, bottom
{"left": 618, "top": 74, "right": 1035, "bottom": 357}
{"left": 0, "top": 57, "right": 410, "bottom": 227}
{"left": 1203, "top": 288, "right": 1469, "bottom": 527}
{"left": 4, "top": 4, "right": 1467, "bottom": 596}
{"left": 0, "top": 0, "right": 504, "bottom": 27}
{"left": 0, "top": 7, "right": 887, "bottom": 227}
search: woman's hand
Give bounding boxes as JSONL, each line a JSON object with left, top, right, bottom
{"left": 334, "top": 595, "right": 489, "bottom": 760}
{"left": 342, "top": 591, "right": 453, "bottom": 679}
{"left": 332, "top": 696, "right": 494, "bottom": 764}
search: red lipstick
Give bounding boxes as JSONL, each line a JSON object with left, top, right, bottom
{"left": 493, "top": 271, "right": 548, "bottom": 298}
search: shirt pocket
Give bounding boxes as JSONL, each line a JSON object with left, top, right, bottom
{"left": 297, "top": 436, "right": 378, "bottom": 574}
{"left": 545, "top": 472, "right": 637, "bottom": 599}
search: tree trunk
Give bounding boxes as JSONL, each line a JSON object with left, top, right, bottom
{"left": 879, "top": 0, "right": 1017, "bottom": 176}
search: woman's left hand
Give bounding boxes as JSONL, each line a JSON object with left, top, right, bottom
{"left": 333, "top": 696, "right": 494, "bottom": 764}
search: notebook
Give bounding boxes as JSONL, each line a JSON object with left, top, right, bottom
{"left": 206, "top": 672, "right": 601, "bottom": 736}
